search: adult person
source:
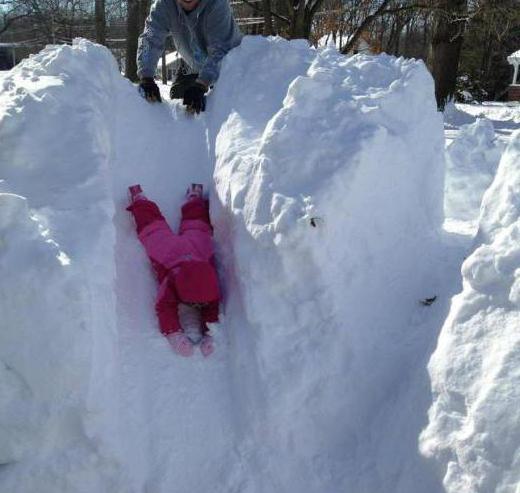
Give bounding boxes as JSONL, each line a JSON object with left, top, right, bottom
{"left": 136, "top": 0, "right": 242, "bottom": 113}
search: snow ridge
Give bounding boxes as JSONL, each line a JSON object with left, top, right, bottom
{"left": 211, "top": 39, "right": 446, "bottom": 492}
{"left": 420, "top": 131, "right": 520, "bottom": 493}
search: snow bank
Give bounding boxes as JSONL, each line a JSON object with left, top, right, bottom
{"left": 444, "top": 118, "right": 503, "bottom": 234}
{"left": 212, "top": 38, "right": 445, "bottom": 492}
{"left": 0, "top": 40, "right": 130, "bottom": 491}
{"left": 420, "top": 130, "right": 520, "bottom": 493}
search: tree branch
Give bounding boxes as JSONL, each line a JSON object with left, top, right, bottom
{"left": 239, "top": 0, "right": 290, "bottom": 24}
{"left": 341, "top": 0, "right": 393, "bottom": 54}
{"left": 309, "top": 0, "right": 326, "bottom": 18}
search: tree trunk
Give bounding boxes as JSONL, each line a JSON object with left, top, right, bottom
{"left": 289, "top": 1, "right": 310, "bottom": 39}
{"left": 341, "top": 0, "right": 391, "bottom": 54}
{"left": 125, "top": 0, "right": 140, "bottom": 81}
{"left": 126, "top": 0, "right": 151, "bottom": 81}
{"left": 391, "top": 18, "right": 405, "bottom": 56}
{"left": 161, "top": 50, "right": 167, "bottom": 83}
{"left": 431, "top": 0, "right": 467, "bottom": 110}
{"left": 387, "top": 21, "right": 397, "bottom": 53}
{"left": 139, "top": 0, "right": 151, "bottom": 29}
{"left": 95, "top": 0, "right": 106, "bottom": 45}
{"left": 422, "top": 11, "right": 430, "bottom": 58}
{"left": 262, "top": 0, "right": 273, "bottom": 35}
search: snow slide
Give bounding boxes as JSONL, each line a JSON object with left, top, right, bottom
{"left": 1, "top": 37, "right": 450, "bottom": 492}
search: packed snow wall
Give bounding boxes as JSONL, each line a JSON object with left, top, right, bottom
{"left": 210, "top": 37, "right": 446, "bottom": 492}
{"left": 420, "top": 131, "right": 520, "bottom": 493}
{"left": 0, "top": 41, "right": 131, "bottom": 491}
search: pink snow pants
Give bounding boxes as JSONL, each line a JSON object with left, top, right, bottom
{"left": 127, "top": 196, "right": 220, "bottom": 335}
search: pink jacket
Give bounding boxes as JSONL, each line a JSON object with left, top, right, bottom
{"left": 128, "top": 197, "right": 220, "bottom": 336}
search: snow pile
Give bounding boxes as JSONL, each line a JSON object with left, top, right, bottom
{"left": 420, "top": 131, "right": 520, "bottom": 493}
{"left": 444, "top": 118, "right": 503, "bottom": 234}
{"left": 0, "top": 40, "right": 130, "bottom": 491}
{"left": 1, "top": 36, "right": 451, "bottom": 493}
{"left": 211, "top": 39, "right": 445, "bottom": 492}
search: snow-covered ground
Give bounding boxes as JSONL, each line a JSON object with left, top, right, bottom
{"left": 444, "top": 102, "right": 520, "bottom": 146}
{"left": 443, "top": 116, "right": 505, "bottom": 235}
{"left": 0, "top": 38, "right": 519, "bottom": 493}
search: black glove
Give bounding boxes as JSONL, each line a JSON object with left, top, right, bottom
{"left": 139, "top": 77, "right": 162, "bottom": 103}
{"left": 183, "top": 81, "right": 207, "bottom": 114}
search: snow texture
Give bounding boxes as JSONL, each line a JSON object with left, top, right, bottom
{"left": 420, "top": 130, "right": 520, "bottom": 493}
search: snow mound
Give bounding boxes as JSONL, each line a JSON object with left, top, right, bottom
{"left": 1, "top": 36, "right": 448, "bottom": 493}
{"left": 444, "top": 118, "right": 504, "bottom": 234}
{"left": 420, "top": 130, "right": 520, "bottom": 493}
{"left": 0, "top": 40, "right": 129, "bottom": 491}
{"left": 212, "top": 40, "right": 445, "bottom": 491}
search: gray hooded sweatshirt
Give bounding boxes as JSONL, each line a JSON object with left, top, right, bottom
{"left": 137, "top": 0, "right": 242, "bottom": 85}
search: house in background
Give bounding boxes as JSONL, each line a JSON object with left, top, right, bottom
{"left": 0, "top": 42, "right": 19, "bottom": 70}
{"left": 507, "top": 50, "right": 520, "bottom": 101}
{"left": 156, "top": 51, "right": 181, "bottom": 81}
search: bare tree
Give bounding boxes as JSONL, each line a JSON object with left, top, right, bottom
{"left": 95, "top": 0, "right": 106, "bottom": 44}
{"left": 431, "top": 0, "right": 467, "bottom": 109}
{"left": 458, "top": 0, "right": 520, "bottom": 99}
{"left": 286, "top": 0, "right": 327, "bottom": 38}
{"left": 125, "top": 0, "right": 140, "bottom": 80}
{"left": 0, "top": 10, "right": 29, "bottom": 36}
{"left": 341, "top": 0, "right": 393, "bottom": 53}
{"left": 0, "top": 0, "right": 96, "bottom": 43}
{"left": 238, "top": 0, "right": 325, "bottom": 39}
{"left": 262, "top": 0, "right": 273, "bottom": 35}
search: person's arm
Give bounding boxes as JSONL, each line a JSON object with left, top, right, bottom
{"left": 198, "top": 0, "right": 242, "bottom": 86}
{"left": 137, "top": 0, "right": 173, "bottom": 80}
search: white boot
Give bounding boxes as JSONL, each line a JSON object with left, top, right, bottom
{"left": 178, "top": 303, "right": 203, "bottom": 344}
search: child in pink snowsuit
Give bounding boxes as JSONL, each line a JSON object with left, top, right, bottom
{"left": 126, "top": 184, "right": 220, "bottom": 357}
